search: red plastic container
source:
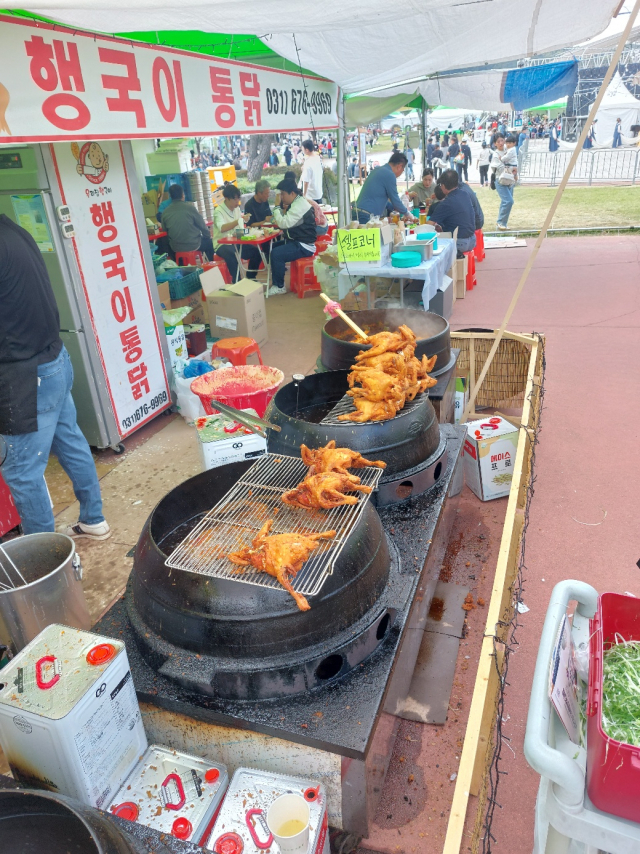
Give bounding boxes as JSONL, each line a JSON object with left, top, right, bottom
{"left": 587, "top": 592, "right": 640, "bottom": 822}
{"left": 190, "top": 365, "right": 284, "bottom": 418}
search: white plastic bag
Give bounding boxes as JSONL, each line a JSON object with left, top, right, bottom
{"left": 173, "top": 372, "right": 206, "bottom": 424}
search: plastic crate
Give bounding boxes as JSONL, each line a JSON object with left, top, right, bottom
{"left": 169, "top": 267, "right": 202, "bottom": 300}
{"left": 587, "top": 592, "right": 640, "bottom": 823}
{"left": 152, "top": 252, "right": 168, "bottom": 269}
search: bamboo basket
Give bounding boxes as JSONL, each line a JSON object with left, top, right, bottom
{"left": 451, "top": 329, "right": 531, "bottom": 412}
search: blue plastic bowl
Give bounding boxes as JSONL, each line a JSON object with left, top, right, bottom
{"left": 391, "top": 251, "right": 422, "bottom": 268}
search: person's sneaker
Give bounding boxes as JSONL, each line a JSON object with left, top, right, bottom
{"left": 267, "top": 286, "right": 286, "bottom": 296}
{"left": 61, "top": 521, "right": 112, "bottom": 541}
{"left": 496, "top": 224, "right": 508, "bottom": 231}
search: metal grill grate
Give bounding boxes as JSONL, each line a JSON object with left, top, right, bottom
{"left": 165, "top": 454, "right": 383, "bottom": 597}
{"left": 320, "top": 391, "right": 427, "bottom": 425}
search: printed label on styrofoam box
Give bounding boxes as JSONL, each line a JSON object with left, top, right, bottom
{"left": 216, "top": 315, "right": 238, "bottom": 331}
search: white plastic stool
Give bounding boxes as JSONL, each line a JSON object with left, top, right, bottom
{"left": 525, "top": 579, "right": 640, "bottom": 854}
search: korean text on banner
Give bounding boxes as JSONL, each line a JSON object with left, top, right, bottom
{"left": 50, "top": 140, "right": 170, "bottom": 436}
{"left": 0, "top": 15, "right": 338, "bottom": 143}
{"left": 337, "top": 228, "right": 381, "bottom": 263}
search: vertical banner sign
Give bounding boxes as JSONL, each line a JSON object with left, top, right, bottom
{"left": 51, "top": 140, "right": 170, "bottom": 437}
{"left": 0, "top": 15, "right": 338, "bottom": 143}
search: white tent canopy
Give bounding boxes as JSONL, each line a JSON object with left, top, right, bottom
{"left": 594, "top": 72, "right": 640, "bottom": 143}
{"left": 4, "top": 0, "right": 621, "bottom": 94}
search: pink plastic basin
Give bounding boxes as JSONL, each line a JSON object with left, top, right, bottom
{"left": 190, "top": 365, "right": 284, "bottom": 417}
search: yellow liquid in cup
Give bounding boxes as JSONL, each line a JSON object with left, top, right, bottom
{"left": 278, "top": 819, "right": 306, "bottom": 837}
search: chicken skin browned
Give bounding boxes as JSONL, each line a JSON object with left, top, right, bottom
{"left": 300, "top": 440, "right": 386, "bottom": 475}
{"left": 228, "top": 520, "right": 336, "bottom": 611}
{"left": 341, "top": 324, "right": 437, "bottom": 423}
{"left": 282, "top": 472, "right": 372, "bottom": 510}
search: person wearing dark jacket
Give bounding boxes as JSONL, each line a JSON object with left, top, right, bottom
{"left": 269, "top": 179, "right": 317, "bottom": 295}
{"left": 458, "top": 139, "right": 472, "bottom": 182}
{"left": 447, "top": 136, "right": 460, "bottom": 170}
{"left": 428, "top": 169, "right": 477, "bottom": 255}
{"left": 0, "top": 216, "right": 110, "bottom": 538}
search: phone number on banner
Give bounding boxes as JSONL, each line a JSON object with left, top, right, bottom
{"left": 121, "top": 391, "right": 169, "bottom": 431}
{"left": 265, "top": 88, "right": 333, "bottom": 116}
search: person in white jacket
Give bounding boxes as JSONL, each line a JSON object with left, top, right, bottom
{"left": 269, "top": 179, "right": 317, "bottom": 295}
{"left": 477, "top": 142, "right": 492, "bottom": 187}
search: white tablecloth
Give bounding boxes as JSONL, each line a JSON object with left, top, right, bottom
{"left": 337, "top": 238, "right": 457, "bottom": 308}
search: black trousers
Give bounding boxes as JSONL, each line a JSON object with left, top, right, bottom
{"left": 479, "top": 165, "right": 489, "bottom": 185}
{"left": 215, "top": 242, "right": 262, "bottom": 281}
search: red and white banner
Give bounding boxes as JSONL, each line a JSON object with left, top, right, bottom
{"left": 0, "top": 16, "right": 338, "bottom": 143}
{"left": 50, "top": 140, "right": 171, "bottom": 437}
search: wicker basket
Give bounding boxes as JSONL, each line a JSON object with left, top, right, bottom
{"left": 453, "top": 331, "right": 531, "bottom": 410}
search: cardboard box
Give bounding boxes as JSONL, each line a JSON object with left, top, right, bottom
{"left": 454, "top": 369, "right": 470, "bottom": 424}
{"left": 454, "top": 257, "right": 467, "bottom": 300}
{"left": 205, "top": 279, "right": 268, "bottom": 346}
{"left": 156, "top": 281, "right": 171, "bottom": 310}
{"left": 463, "top": 416, "right": 518, "bottom": 501}
{"left": 171, "top": 289, "right": 206, "bottom": 325}
{"left": 164, "top": 324, "right": 187, "bottom": 367}
{"left": 196, "top": 412, "right": 267, "bottom": 471}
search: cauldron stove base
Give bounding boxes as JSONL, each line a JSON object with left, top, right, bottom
{"left": 94, "top": 425, "right": 465, "bottom": 836}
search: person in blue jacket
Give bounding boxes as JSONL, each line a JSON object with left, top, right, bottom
{"left": 352, "top": 152, "right": 416, "bottom": 223}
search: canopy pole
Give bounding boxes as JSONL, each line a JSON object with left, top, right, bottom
{"left": 420, "top": 102, "right": 428, "bottom": 172}
{"left": 460, "top": 0, "right": 640, "bottom": 424}
{"left": 337, "top": 90, "right": 349, "bottom": 227}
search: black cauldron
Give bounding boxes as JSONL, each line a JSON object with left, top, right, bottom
{"left": 128, "top": 461, "right": 396, "bottom": 701}
{"left": 265, "top": 371, "right": 441, "bottom": 476}
{"left": 321, "top": 308, "right": 452, "bottom": 374}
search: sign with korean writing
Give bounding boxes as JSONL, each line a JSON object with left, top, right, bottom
{"left": 50, "top": 140, "right": 171, "bottom": 437}
{"left": 336, "top": 228, "right": 381, "bottom": 262}
{"left": 0, "top": 16, "right": 338, "bottom": 143}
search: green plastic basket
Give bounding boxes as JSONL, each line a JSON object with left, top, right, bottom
{"left": 169, "top": 268, "right": 202, "bottom": 300}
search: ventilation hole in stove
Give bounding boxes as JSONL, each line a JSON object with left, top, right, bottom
{"left": 315, "top": 654, "right": 344, "bottom": 681}
{"left": 376, "top": 612, "right": 391, "bottom": 641}
{"left": 433, "top": 462, "right": 443, "bottom": 481}
{"left": 396, "top": 480, "right": 414, "bottom": 499}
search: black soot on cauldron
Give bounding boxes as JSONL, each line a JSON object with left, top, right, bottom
{"left": 128, "top": 460, "right": 400, "bottom": 702}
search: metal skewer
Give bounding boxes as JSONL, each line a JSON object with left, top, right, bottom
{"left": 208, "top": 399, "right": 281, "bottom": 434}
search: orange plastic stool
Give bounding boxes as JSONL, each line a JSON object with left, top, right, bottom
{"left": 208, "top": 257, "right": 233, "bottom": 284}
{"left": 464, "top": 251, "right": 477, "bottom": 291}
{"left": 474, "top": 229, "right": 485, "bottom": 262}
{"left": 175, "top": 250, "right": 204, "bottom": 267}
{"left": 315, "top": 237, "right": 332, "bottom": 255}
{"left": 327, "top": 224, "right": 337, "bottom": 238}
{"left": 290, "top": 257, "right": 321, "bottom": 298}
{"left": 210, "top": 337, "right": 263, "bottom": 367}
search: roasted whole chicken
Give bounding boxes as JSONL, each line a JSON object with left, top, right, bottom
{"left": 282, "top": 472, "right": 372, "bottom": 510}
{"left": 228, "top": 520, "right": 336, "bottom": 611}
{"left": 339, "top": 324, "right": 438, "bottom": 423}
{"left": 300, "top": 440, "right": 386, "bottom": 475}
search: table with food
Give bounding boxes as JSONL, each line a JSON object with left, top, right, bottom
{"left": 217, "top": 224, "right": 281, "bottom": 289}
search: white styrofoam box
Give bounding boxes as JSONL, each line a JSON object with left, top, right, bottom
{"left": 463, "top": 416, "right": 518, "bottom": 501}
{"left": 196, "top": 412, "right": 267, "bottom": 471}
{"left": 0, "top": 624, "right": 146, "bottom": 809}
{"left": 206, "top": 767, "right": 329, "bottom": 854}
{"left": 109, "top": 745, "right": 228, "bottom": 844}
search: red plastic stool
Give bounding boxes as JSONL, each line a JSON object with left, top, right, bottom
{"left": 175, "top": 250, "right": 204, "bottom": 267}
{"left": 207, "top": 258, "right": 232, "bottom": 284}
{"left": 210, "top": 337, "right": 263, "bottom": 367}
{"left": 464, "top": 251, "right": 477, "bottom": 291}
{"left": 474, "top": 229, "right": 485, "bottom": 262}
{"left": 327, "top": 224, "right": 337, "bottom": 238}
{"left": 290, "top": 257, "right": 321, "bottom": 298}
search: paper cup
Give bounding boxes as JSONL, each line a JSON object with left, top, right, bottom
{"left": 266, "top": 794, "right": 310, "bottom": 854}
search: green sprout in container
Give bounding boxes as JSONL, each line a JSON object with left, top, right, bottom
{"left": 601, "top": 637, "right": 640, "bottom": 746}
{"left": 492, "top": 472, "right": 513, "bottom": 486}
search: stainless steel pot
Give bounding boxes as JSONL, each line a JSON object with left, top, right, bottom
{"left": 0, "top": 533, "right": 91, "bottom": 654}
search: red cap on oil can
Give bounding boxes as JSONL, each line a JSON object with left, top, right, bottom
{"left": 213, "top": 832, "right": 244, "bottom": 854}
{"left": 111, "top": 802, "right": 139, "bottom": 821}
{"left": 86, "top": 643, "right": 116, "bottom": 666}
{"left": 171, "top": 817, "right": 193, "bottom": 840}
{"left": 205, "top": 768, "right": 220, "bottom": 783}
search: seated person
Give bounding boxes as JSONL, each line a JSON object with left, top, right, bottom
{"left": 456, "top": 178, "right": 484, "bottom": 232}
{"left": 160, "top": 183, "right": 213, "bottom": 260}
{"left": 244, "top": 179, "right": 273, "bottom": 226}
{"left": 308, "top": 198, "right": 329, "bottom": 235}
{"left": 427, "top": 184, "right": 445, "bottom": 218}
{"left": 269, "top": 179, "right": 317, "bottom": 296}
{"left": 212, "top": 184, "right": 261, "bottom": 282}
{"left": 427, "top": 169, "right": 476, "bottom": 256}
{"left": 408, "top": 168, "right": 436, "bottom": 207}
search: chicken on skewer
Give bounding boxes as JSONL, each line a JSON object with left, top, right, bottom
{"left": 300, "top": 440, "right": 386, "bottom": 476}
{"left": 228, "top": 520, "right": 336, "bottom": 611}
{"left": 338, "top": 399, "right": 399, "bottom": 423}
{"left": 282, "top": 472, "right": 372, "bottom": 510}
